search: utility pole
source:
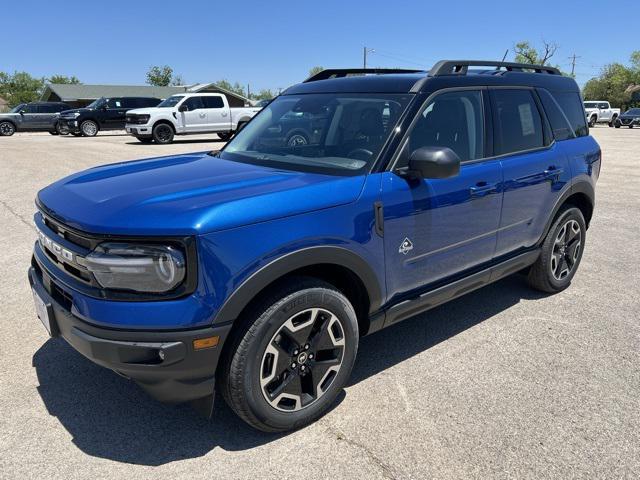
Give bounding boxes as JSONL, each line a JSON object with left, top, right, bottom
{"left": 363, "top": 46, "right": 375, "bottom": 69}
{"left": 568, "top": 54, "right": 581, "bottom": 76}
{"left": 247, "top": 84, "right": 251, "bottom": 99}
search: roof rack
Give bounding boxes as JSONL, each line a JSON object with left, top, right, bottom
{"left": 429, "top": 60, "right": 561, "bottom": 77}
{"left": 304, "top": 68, "right": 424, "bottom": 83}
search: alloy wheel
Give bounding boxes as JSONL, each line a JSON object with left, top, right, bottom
{"left": 260, "top": 308, "right": 345, "bottom": 412}
{"left": 550, "top": 219, "right": 582, "bottom": 281}
{"left": 155, "top": 124, "right": 173, "bottom": 143}
{"left": 0, "top": 122, "right": 15, "bottom": 136}
{"left": 81, "top": 121, "right": 97, "bottom": 136}
{"left": 287, "top": 134, "right": 308, "bottom": 147}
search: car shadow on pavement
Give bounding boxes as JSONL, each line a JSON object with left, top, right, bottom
{"left": 32, "top": 274, "right": 544, "bottom": 466}
{"left": 125, "top": 139, "right": 225, "bottom": 146}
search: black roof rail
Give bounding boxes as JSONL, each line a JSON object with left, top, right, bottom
{"left": 429, "top": 60, "right": 561, "bottom": 77}
{"left": 304, "top": 68, "right": 424, "bottom": 82}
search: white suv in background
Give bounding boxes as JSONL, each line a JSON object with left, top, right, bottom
{"left": 125, "top": 93, "right": 260, "bottom": 144}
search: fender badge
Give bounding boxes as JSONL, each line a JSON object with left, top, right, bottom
{"left": 399, "top": 237, "right": 413, "bottom": 255}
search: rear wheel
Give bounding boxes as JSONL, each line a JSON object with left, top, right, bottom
{"left": 609, "top": 115, "right": 618, "bottom": 127}
{"left": 589, "top": 116, "right": 597, "bottom": 128}
{"left": 527, "top": 206, "right": 586, "bottom": 293}
{"left": 0, "top": 121, "right": 16, "bottom": 136}
{"left": 220, "top": 277, "right": 358, "bottom": 432}
{"left": 49, "top": 130, "right": 59, "bottom": 135}
{"left": 152, "top": 123, "right": 174, "bottom": 144}
{"left": 286, "top": 132, "right": 309, "bottom": 147}
{"left": 56, "top": 122, "right": 69, "bottom": 135}
{"left": 80, "top": 120, "right": 98, "bottom": 137}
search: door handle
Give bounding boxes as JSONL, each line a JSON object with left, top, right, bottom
{"left": 543, "top": 166, "right": 564, "bottom": 179}
{"left": 469, "top": 181, "right": 498, "bottom": 197}
{"left": 221, "top": 112, "right": 228, "bottom": 117}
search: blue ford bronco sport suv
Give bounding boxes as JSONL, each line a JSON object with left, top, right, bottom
{"left": 29, "top": 61, "right": 600, "bottom": 432}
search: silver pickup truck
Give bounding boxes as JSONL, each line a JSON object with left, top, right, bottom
{"left": 125, "top": 93, "right": 260, "bottom": 144}
{"left": 583, "top": 101, "right": 620, "bottom": 127}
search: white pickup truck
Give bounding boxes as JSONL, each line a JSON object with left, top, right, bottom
{"left": 583, "top": 101, "right": 620, "bottom": 128}
{"left": 125, "top": 93, "right": 260, "bottom": 144}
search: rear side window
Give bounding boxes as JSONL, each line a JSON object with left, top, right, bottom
{"left": 491, "top": 89, "right": 544, "bottom": 155}
{"left": 203, "top": 96, "right": 224, "bottom": 108}
{"left": 38, "top": 104, "right": 57, "bottom": 113}
{"left": 120, "top": 98, "right": 139, "bottom": 109}
{"left": 537, "top": 89, "right": 574, "bottom": 141}
{"left": 403, "top": 90, "right": 485, "bottom": 163}
{"left": 552, "top": 92, "right": 588, "bottom": 137}
{"left": 139, "top": 98, "right": 160, "bottom": 107}
{"left": 106, "top": 98, "right": 123, "bottom": 108}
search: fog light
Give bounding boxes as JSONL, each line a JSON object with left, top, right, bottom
{"left": 193, "top": 336, "right": 219, "bottom": 350}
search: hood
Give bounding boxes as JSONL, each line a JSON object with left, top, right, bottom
{"left": 127, "top": 107, "right": 163, "bottom": 115}
{"left": 60, "top": 107, "right": 92, "bottom": 116}
{"left": 37, "top": 152, "right": 366, "bottom": 236}
{"left": 0, "top": 113, "right": 18, "bottom": 119}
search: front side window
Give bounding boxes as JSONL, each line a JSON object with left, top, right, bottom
{"left": 86, "top": 98, "right": 105, "bottom": 109}
{"left": 401, "top": 90, "right": 484, "bottom": 164}
{"left": 219, "top": 93, "right": 412, "bottom": 175}
{"left": 491, "top": 89, "right": 544, "bottom": 156}
{"left": 182, "top": 96, "right": 205, "bottom": 111}
{"left": 22, "top": 104, "right": 38, "bottom": 113}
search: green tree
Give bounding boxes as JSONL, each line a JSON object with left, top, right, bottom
{"left": 146, "top": 65, "right": 174, "bottom": 86}
{"left": 48, "top": 75, "right": 81, "bottom": 84}
{"left": 308, "top": 66, "right": 324, "bottom": 77}
{"left": 216, "top": 79, "right": 247, "bottom": 97}
{"left": 514, "top": 41, "right": 558, "bottom": 65}
{"left": 582, "top": 54, "right": 640, "bottom": 109}
{"left": 251, "top": 89, "right": 274, "bottom": 100}
{"left": 0, "top": 71, "right": 45, "bottom": 107}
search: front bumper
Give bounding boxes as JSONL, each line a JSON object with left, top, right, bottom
{"left": 58, "top": 118, "right": 81, "bottom": 133}
{"left": 28, "top": 264, "right": 232, "bottom": 405}
{"left": 126, "top": 124, "right": 152, "bottom": 137}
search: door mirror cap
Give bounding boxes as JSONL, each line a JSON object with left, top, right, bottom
{"left": 178, "top": 104, "right": 189, "bottom": 112}
{"left": 398, "top": 146, "right": 461, "bottom": 179}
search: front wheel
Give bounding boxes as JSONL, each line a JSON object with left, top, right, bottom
{"left": 80, "top": 120, "right": 98, "bottom": 137}
{"left": 152, "top": 123, "right": 174, "bottom": 144}
{"left": 588, "top": 116, "right": 597, "bottom": 128}
{"left": 217, "top": 132, "right": 233, "bottom": 142}
{"left": 609, "top": 116, "right": 617, "bottom": 127}
{"left": 527, "top": 206, "right": 586, "bottom": 293}
{"left": 0, "top": 121, "right": 16, "bottom": 136}
{"left": 220, "top": 278, "right": 359, "bottom": 432}
{"left": 56, "top": 122, "right": 69, "bottom": 135}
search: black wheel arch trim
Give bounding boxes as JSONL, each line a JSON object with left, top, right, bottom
{"left": 212, "top": 246, "right": 383, "bottom": 325}
{"left": 537, "top": 180, "right": 594, "bottom": 247}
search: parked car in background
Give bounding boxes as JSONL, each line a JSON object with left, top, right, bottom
{"left": 58, "top": 97, "right": 161, "bottom": 137}
{"left": 255, "top": 98, "right": 274, "bottom": 108}
{"left": 255, "top": 109, "right": 330, "bottom": 147}
{"left": 614, "top": 108, "right": 640, "bottom": 128}
{"left": 0, "top": 102, "right": 71, "bottom": 136}
{"left": 30, "top": 61, "right": 600, "bottom": 432}
{"left": 583, "top": 101, "right": 620, "bottom": 127}
{"left": 124, "top": 93, "right": 260, "bottom": 144}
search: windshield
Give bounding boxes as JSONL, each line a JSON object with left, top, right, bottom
{"left": 624, "top": 108, "right": 640, "bottom": 115}
{"left": 583, "top": 102, "right": 598, "bottom": 109}
{"left": 218, "top": 93, "right": 412, "bottom": 175}
{"left": 86, "top": 97, "right": 105, "bottom": 109}
{"left": 9, "top": 104, "right": 25, "bottom": 113}
{"left": 157, "top": 95, "right": 184, "bottom": 108}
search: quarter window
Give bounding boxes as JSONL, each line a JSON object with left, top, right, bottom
{"left": 553, "top": 92, "right": 588, "bottom": 137}
{"left": 491, "top": 89, "right": 544, "bottom": 156}
{"left": 538, "top": 89, "right": 574, "bottom": 141}
{"left": 403, "top": 90, "right": 484, "bottom": 163}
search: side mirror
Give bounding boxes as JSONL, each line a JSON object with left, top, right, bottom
{"left": 397, "top": 146, "right": 461, "bottom": 179}
{"left": 19, "top": 109, "right": 26, "bottom": 115}
{"left": 178, "top": 104, "right": 188, "bottom": 112}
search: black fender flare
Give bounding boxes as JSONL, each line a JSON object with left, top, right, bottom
{"left": 212, "top": 246, "right": 383, "bottom": 325}
{"left": 537, "top": 181, "right": 595, "bottom": 246}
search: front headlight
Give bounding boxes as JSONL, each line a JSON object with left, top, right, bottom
{"left": 73, "top": 112, "right": 81, "bottom": 117}
{"left": 81, "top": 243, "right": 186, "bottom": 293}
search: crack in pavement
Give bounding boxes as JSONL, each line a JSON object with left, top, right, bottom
{"left": 0, "top": 199, "right": 35, "bottom": 232}
{"left": 320, "top": 420, "right": 400, "bottom": 479}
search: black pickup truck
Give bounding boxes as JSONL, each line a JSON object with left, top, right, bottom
{"left": 58, "top": 96, "right": 161, "bottom": 136}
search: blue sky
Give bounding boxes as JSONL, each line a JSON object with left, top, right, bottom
{"left": 3, "top": 1, "right": 637, "bottom": 92}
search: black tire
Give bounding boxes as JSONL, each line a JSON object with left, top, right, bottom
{"left": 527, "top": 206, "right": 586, "bottom": 293}
{"left": 136, "top": 137, "right": 153, "bottom": 143}
{"left": 286, "top": 132, "right": 309, "bottom": 147}
{"left": 630, "top": 125, "right": 634, "bottom": 129}
{"left": 219, "top": 277, "right": 359, "bottom": 432}
{"left": 589, "top": 116, "right": 597, "bottom": 128}
{"left": 49, "top": 130, "right": 59, "bottom": 136}
{"left": 56, "top": 122, "right": 69, "bottom": 135}
{"left": 0, "top": 121, "right": 16, "bottom": 136}
{"left": 615, "top": 123, "right": 621, "bottom": 128}
{"left": 217, "top": 132, "right": 233, "bottom": 142}
{"left": 80, "top": 119, "right": 98, "bottom": 137}
{"left": 152, "top": 123, "right": 174, "bottom": 144}
{"left": 609, "top": 115, "right": 617, "bottom": 127}
{"left": 71, "top": 132, "right": 83, "bottom": 137}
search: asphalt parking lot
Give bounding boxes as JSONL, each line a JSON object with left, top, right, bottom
{"left": 1, "top": 127, "right": 638, "bottom": 479}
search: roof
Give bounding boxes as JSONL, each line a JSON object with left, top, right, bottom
{"left": 285, "top": 62, "right": 579, "bottom": 96}
{"left": 41, "top": 83, "right": 251, "bottom": 103}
